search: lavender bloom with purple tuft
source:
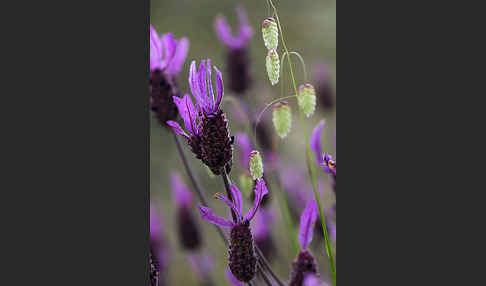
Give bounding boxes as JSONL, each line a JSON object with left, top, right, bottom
{"left": 310, "top": 120, "right": 336, "bottom": 182}
{"left": 171, "top": 172, "right": 202, "bottom": 250}
{"left": 198, "top": 179, "right": 269, "bottom": 282}
{"left": 168, "top": 59, "right": 234, "bottom": 175}
{"left": 150, "top": 25, "right": 189, "bottom": 127}
{"left": 215, "top": 6, "right": 253, "bottom": 94}
{"left": 289, "top": 200, "right": 320, "bottom": 286}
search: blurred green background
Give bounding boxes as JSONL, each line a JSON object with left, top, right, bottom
{"left": 151, "top": 0, "right": 336, "bottom": 285}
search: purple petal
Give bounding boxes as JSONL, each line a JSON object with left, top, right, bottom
{"left": 214, "top": 66, "right": 224, "bottom": 110}
{"left": 166, "top": 37, "right": 189, "bottom": 77}
{"left": 236, "top": 6, "right": 253, "bottom": 45}
{"left": 189, "top": 61, "right": 200, "bottom": 101}
{"left": 198, "top": 205, "right": 234, "bottom": 228}
{"left": 214, "top": 192, "right": 241, "bottom": 220}
{"left": 299, "top": 199, "right": 318, "bottom": 250}
{"left": 214, "top": 16, "right": 235, "bottom": 48}
{"left": 166, "top": 121, "right": 189, "bottom": 139}
{"left": 198, "top": 60, "right": 209, "bottom": 113}
{"left": 206, "top": 59, "right": 215, "bottom": 110}
{"left": 150, "top": 25, "right": 162, "bottom": 71}
{"left": 225, "top": 268, "right": 244, "bottom": 286}
{"left": 235, "top": 133, "right": 253, "bottom": 171}
{"left": 229, "top": 185, "right": 243, "bottom": 218}
{"left": 244, "top": 178, "right": 269, "bottom": 222}
{"left": 310, "top": 120, "right": 326, "bottom": 165}
{"left": 170, "top": 172, "right": 193, "bottom": 208}
{"left": 173, "top": 95, "right": 196, "bottom": 136}
{"left": 160, "top": 33, "right": 176, "bottom": 70}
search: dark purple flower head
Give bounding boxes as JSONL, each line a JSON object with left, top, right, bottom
{"left": 168, "top": 59, "right": 233, "bottom": 175}
{"left": 150, "top": 25, "right": 189, "bottom": 77}
{"left": 214, "top": 6, "right": 253, "bottom": 50}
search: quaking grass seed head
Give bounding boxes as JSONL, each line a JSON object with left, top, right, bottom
{"left": 298, "top": 84, "right": 317, "bottom": 118}
{"left": 266, "top": 49, "right": 280, "bottom": 86}
{"left": 272, "top": 101, "right": 292, "bottom": 138}
{"left": 262, "top": 17, "right": 278, "bottom": 50}
{"left": 249, "top": 150, "right": 263, "bottom": 180}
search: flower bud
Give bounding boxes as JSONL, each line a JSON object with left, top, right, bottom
{"left": 297, "top": 84, "right": 317, "bottom": 117}
{"left": 249, "top": 150, "right": 264, "bottom": 180}
{"left": 262, "top": 17, "right": 278, "bottom": 50}
{"left": 272, "top": 102, "right": 292, "bottom": 138}
{"left": 266, "top": 49, "right": 280, "bottom": 86}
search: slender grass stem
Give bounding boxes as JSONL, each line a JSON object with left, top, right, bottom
{"left": 173, "top": 134, "right": 228, "bottom": 246}
{"left": 266, "top": 1, "right": 336, "bottom": 284}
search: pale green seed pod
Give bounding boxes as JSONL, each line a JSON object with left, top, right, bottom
{"left": 238, "top": 174, "right": 254, "bottom": 198}
{"left": 249, "top": 150, "right": 264, "bottom": 180}
{"left": 262, "top": 17, "right": 278, "bottom": 50}
{"left": 272, "top": 102, "right": 292, "bottom": 138}
{"left": 266, "top": 49, "right": 280, "bottom": 86}
{"left": 297, "top": 84, "right": 317, "bottom": 117}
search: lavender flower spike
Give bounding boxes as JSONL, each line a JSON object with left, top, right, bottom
{"left": 168, "top": 59, "right": 234, "bottom": 175}
{"left": 197, "top": 179, "right": 269, "bottom": 282}
{"left": 289, "top": 200, "right": 319, "bottom": 286}
{"left": 171, "top": 172, "right": 201, "bottom": 250}
{"left": 149, "top": 25, "right": 189, "bottom": 127}
{"left": 215, "top": 6, "right": 253, "bottom": 94}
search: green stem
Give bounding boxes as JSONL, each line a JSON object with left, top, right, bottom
{"left": 267, "top": 1, "right": 336, "bottom": 285}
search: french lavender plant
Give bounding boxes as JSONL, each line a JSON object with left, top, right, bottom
{"left": 198, "top": 179, "right": 268, "bottom": 282}
{"left": 150, "top": 25, "right": 189, "bottom": 127}
{"left": 215, "top": 6, "right": 253, "bottom": 94}
{"left": 167, "top": 59, "right": 234, "bottom": 175}
{"left": 171, "top": 172, "right": 201, "bottom": 250}
{"left": 290, "top": 200, "right": 320, "bottom": 286}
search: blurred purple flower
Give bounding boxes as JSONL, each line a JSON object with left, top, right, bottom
{"left": 188, "top": 252, "right": 214, "bottom": 284}
{"left": 171, "top": 172, "right": 201, "bottom": 251}
{"left": 215, "top": 6, "right": 253, "bottom": 50}
{"left": 235, "top": 132, "right": 253, "bottom": 171}
{"left": 150, "top": 205, "right": 168, "bottom": 286}
{"left": 215, "top": 6, "right": 253, "bottom": 94}
{"left": 312, "top": 62, "right": 334, "bottom": 110}
{"left": 150, "top": 25, "right": 189, "bottom": 76}
{"left": 304, "top": 274, "right": 329, "bottom": 286}
{"left": 149, "top": 25, "right": 189, "bottom": 127}
{"left": 252, "top": 208, "right": 276, "bottom": 259}
{"left": 168, "top": 59, "right": 234, "bottom": 175}
{"left": 289, "top": 200, "right": 319, "bottom": 286}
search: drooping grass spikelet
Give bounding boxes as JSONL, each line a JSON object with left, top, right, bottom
{"left": 272, "top": 101, "right": 292, "bottom": 138}
{"left": 262, "top": 17, "right": 278, "bottom": 50}
{"left": 297, "top": 84, "right": 317, "bottom": 117}
{"left": 249, "top": 150, "right": 263, "bottom": 180}
{"left": 266, "top": 49, "right": 280, "bottom": 86}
